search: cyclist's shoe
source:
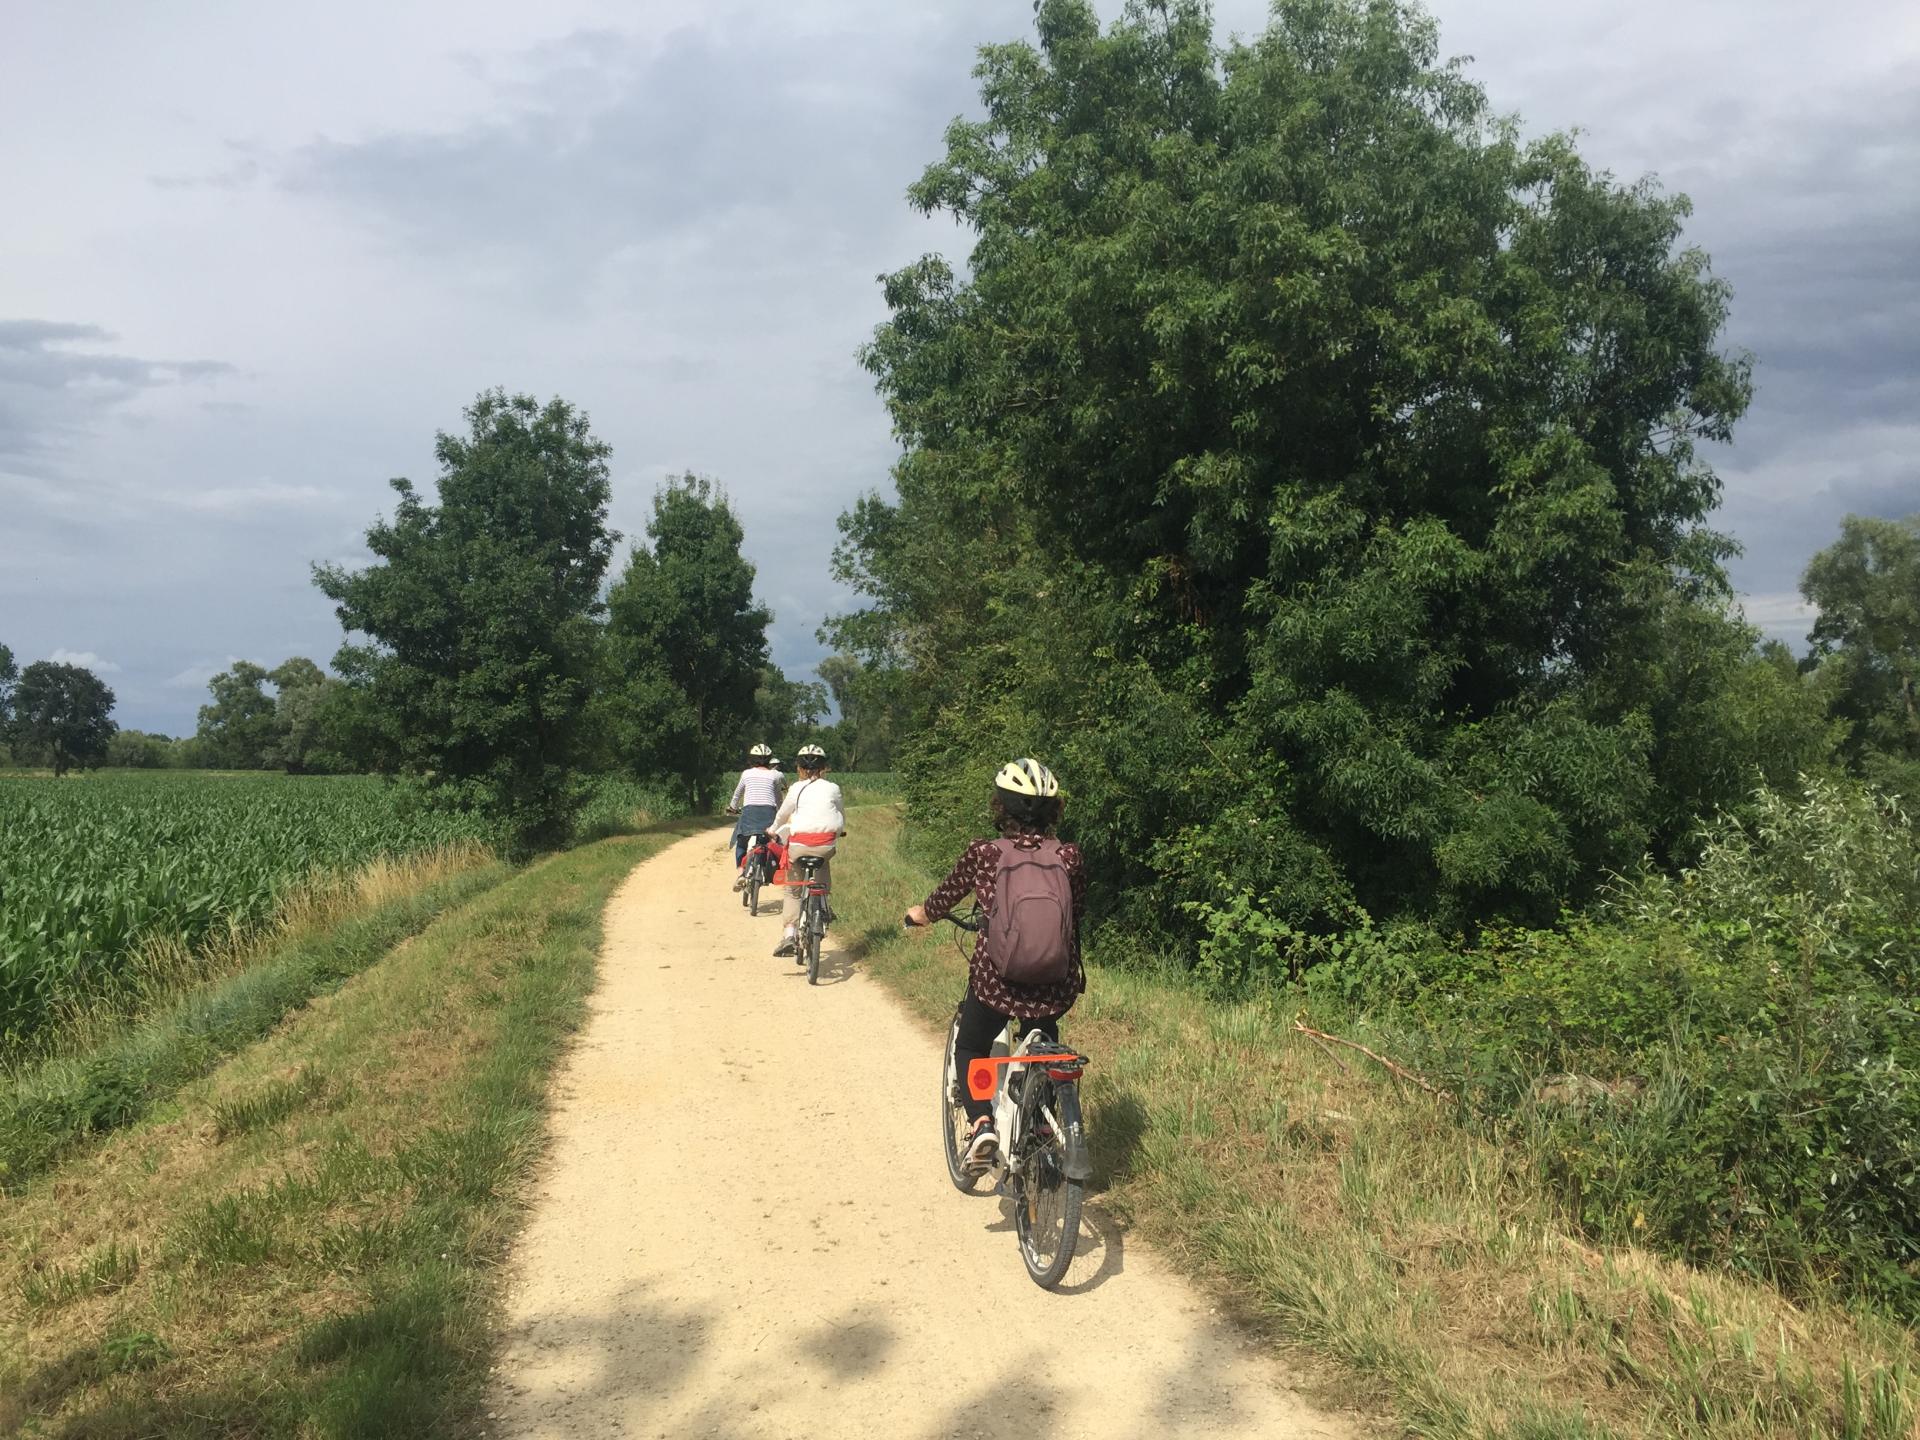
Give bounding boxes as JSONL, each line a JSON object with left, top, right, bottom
{"left": 963, "top": 1118, "right": 1000, "bottom": 1173}
{"left": 824, "top": 904, "right": 838, "bottom": 925}
{"left": 773, "top": 929, "right": 797, "bottom": 958}
{"left": 732, "top": 873, "right": 747, "bottom": 892}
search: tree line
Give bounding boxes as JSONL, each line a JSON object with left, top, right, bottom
{"left": 0, "top": 393, "right": 907, "bottom": 836}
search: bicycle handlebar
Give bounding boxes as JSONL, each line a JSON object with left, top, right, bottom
{"left": 904, "top": 906, "right": 980, "bottom": 933}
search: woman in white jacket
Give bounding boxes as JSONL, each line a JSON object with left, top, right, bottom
{"left": 770, "top": 744, "right": 845, "bottom": 958}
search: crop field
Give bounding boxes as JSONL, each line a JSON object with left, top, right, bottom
{"left": 0, "top": 772, "right": 488, "bottom": 1047}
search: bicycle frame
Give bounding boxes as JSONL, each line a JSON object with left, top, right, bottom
{"left": 967, "top": 1024, "right": 1093, "bottom": 1185}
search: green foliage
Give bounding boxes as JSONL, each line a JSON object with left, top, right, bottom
{"left": 105, "top": 730, "right": 171, "bottom": 769}
{"left": 814, "top": 652, "right": 909, "bottom": 771}
{"left": 1803, "top": 513, "right": 1920, "bottom": 797}
{"left": 315, "top": 390, "right": 616, "bottom": 854}
{"left": 1313, "top": 778, "right": 1920, "bottom": 1317}
{"left": 599, "top": 473, "right": 770, "bottom": 808}
{"left": 8, "top": 660, "right": 117, "bottom": 777}
{"left": 0, "top": 642, "right": 15, "bottom": 730}
{"left": 752, "top": 664, "right": 829, "bottom": 760}
{"left": 196, "top": 661, "right": 281, "bottom": 769}
{"left": 838, "top": 0, "right": 1794, "bottom": 940}
{"left": 0, "top": 772, "right": 488, "bottom": 1047}
{"left": 0, "top": 862, "right": 503, "bottom": 1182}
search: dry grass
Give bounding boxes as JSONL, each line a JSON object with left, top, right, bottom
{"left": 22, "top": 843, "right": 495, "bottom": 1068}
{"left": 836, "top": 805, "right": 1920, "bottom": 1440}
{"left": 0, "top": 819, "right": 712, "bottom": 1437}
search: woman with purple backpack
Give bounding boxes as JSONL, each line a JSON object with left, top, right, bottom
{"left": 904, "top": 758, "right": 1086, "bottom": 1171}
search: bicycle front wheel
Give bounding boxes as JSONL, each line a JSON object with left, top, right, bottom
{"left": 1013, "top": 1073, "right": 1084, "bottom": 1289}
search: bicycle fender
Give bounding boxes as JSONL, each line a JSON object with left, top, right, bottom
{"left": 1056, "top": 1086, "right": 1093, "bottom": 1182}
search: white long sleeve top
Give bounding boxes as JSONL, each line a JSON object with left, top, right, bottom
{"left": 772, "top": 776, "right": 845, "bottom": 841}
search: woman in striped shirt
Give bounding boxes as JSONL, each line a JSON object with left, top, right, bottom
{"left": 727, "top": 743, "right": 786, "bottom": 874}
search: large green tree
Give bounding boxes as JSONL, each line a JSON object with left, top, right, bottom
{"left": 815, "top": 652, "right": 907, "bottom": 771}
{"left": 265, "top": 657, "right": 343, "bottom": 773}
{"left": 753, "top": 665, "right": 830, "bottom": 760}
{"left": 10, "top": 661, "right": 117, "bottom": 776}
{"left": 601, "top": 475, "right": 770, "bottom": 808}
{"left": 839, "top": 0, "right": 1762, "bottom": 934}
{"left": 196, "top": 661, "right": 280, "bottom": 769}
{"left": 1803, "top": 512, "right": 1920, "bottom": 796}
{"left": 315, "top": 390, "right": 616, "bottom": 853}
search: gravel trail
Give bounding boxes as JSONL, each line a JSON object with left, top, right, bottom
{"left": 490, "top": 826, "right": 1352, "bottom": 1440}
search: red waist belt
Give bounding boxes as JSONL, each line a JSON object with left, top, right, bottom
{"left": 789, "top": 831, "right": 839, "bottom": 847}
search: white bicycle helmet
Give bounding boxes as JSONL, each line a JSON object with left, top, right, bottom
{"left": 748, "top": 742, "right": 773, "bottom": 759}
{"left": 994, "top": 757, "right": 1059, "bottom": 797}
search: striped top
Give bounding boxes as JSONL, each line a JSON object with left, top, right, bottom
{"left": 730, "top": 766, "right": 785, "bottom": 809}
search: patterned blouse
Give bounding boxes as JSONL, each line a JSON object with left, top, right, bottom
{"left": 921, "top": 829, "right": 1087, "bottom": 1018}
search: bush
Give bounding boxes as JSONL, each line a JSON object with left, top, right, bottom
{"left": 1311, "top": 778, "right": 1920, "bottom": 1316}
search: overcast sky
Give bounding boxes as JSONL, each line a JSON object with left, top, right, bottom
{"left": 3, "top": 0, "right": 1915, "bottom": 735}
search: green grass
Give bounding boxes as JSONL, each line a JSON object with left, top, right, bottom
{"left": 0, "top": 857, "right": 510, "bottom": 1187}
{"left": 831, "top": 804, "right": 1920, "bottom": 1440}
{"left": 0, "top": 815, "right": 716, "bottom": 1437}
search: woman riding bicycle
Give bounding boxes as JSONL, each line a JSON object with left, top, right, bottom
{"left": 771, "top": 744, "right": 845, "bottom": 958}
{"left": 905, "top": 758, "right": 1085, "bottom": 1170}
{"left": 727, "top": 743, "right": 786, "bottom": 881}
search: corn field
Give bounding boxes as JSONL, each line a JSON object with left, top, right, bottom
{"left": 0, "top": 773, "right": 488, "bottom": 1045}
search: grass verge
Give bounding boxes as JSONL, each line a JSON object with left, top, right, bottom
{"left": 832, "top": 804, "right": 1920, "bottom": 1440}
{"left": 0, "top": 851, "right": 509, "bottom": 1187}
{"left": 0, "top": 816, "right": 713, "bottom": 1437}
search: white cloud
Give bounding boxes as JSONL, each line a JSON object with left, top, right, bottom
{"left": 165, "top": 656, "right": 244, "bottom": 690}
{"left": 48, "top": 648, "right": 122, "bottom": 673}
{"left": 174, "top": 482, "right": 337, "bottom": 514}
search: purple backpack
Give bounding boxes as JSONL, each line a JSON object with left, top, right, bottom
{"left": 985, "top": 838, "right": 1075, "bottom": 985}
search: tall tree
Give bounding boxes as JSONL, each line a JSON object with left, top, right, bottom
{"left": 10, "top": 661, "right": 117, "bottom": 776}
{"left": 816, "top": 652, "right": 906, "bottom": 771}
{"left": 1803, "top": 512, "right": 1920, "bottom": 795}
{"left": 266, "top": 657, "right": 340, "bottom": 774}
{"left": 753, "top": 665, "right": 830, "bottom": 760}
{"left": 842, "top": 0, "right": 1758, "bottom": 930}
{"left": 196, "top": 661, "right": 280, "bottom": 769}
{"left": 602, "top": 475, "right": 770, "bottom": 809}
{"left": 0, "top": 643, "right": 15, "bottom": 730}
{"left": 315, "top": 389, "right": 616, "bottom": 853}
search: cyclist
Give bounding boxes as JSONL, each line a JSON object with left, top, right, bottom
{"left": 905, "top": 758, "right": 1085, "bottom": 1171}
{"left": 771, "top": 743, "right": 845, "bottom": 957}
{"left": 726, "top": 743, "right": 785, "bottom": 881}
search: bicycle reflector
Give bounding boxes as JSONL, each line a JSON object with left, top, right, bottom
{"left": 967, "top": 1059, "right": 998, "bottom": 1102}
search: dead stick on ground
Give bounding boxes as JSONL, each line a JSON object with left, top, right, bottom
{"left": 1291, "top": 1021, "right": 1455, "bottom": 1103}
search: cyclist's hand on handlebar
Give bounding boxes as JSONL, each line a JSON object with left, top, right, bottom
{"left": 903, "top": 903, "right": 930, "bottom": 930}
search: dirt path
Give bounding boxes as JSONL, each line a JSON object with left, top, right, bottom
{"left": 490, "top": 827, "right": 1352, "bottom": 1440}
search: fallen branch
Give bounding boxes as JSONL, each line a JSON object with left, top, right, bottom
{"left": 1299, "top": 1029, "right": 1352, "bottom": 1075}
{"left": 1292, "top": 1021, "right": 1455, "bottom": 1103}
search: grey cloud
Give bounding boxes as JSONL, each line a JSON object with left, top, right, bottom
{"left": 0, "top": 320, "right": 233, "bottom": 466}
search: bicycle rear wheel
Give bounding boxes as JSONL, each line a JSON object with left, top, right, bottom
{"left": 804, "top": 899, "right": 822, "bottom": 984}
{"left": 745, "top": 872, "right": 761, "bottom": 915}
{"left": 1013, "top": 1072, "right": 1084, "bottom": 1289}
{"left": 940, "top": 1005, "right": 987, "bottom": 1193}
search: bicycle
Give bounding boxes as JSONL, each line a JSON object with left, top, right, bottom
{"left": 908, "top": 907, "right": 1093, "bottom": 1289}
{"left": 740, "top": 832, "right": 777, "bottom": 916}
{"left": 789, "top": 854, "right": 830, "bottom": 985}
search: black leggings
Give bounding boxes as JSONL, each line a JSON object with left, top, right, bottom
{"left": 954, "top": 991, "right": 1063, "bottom": 1123}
